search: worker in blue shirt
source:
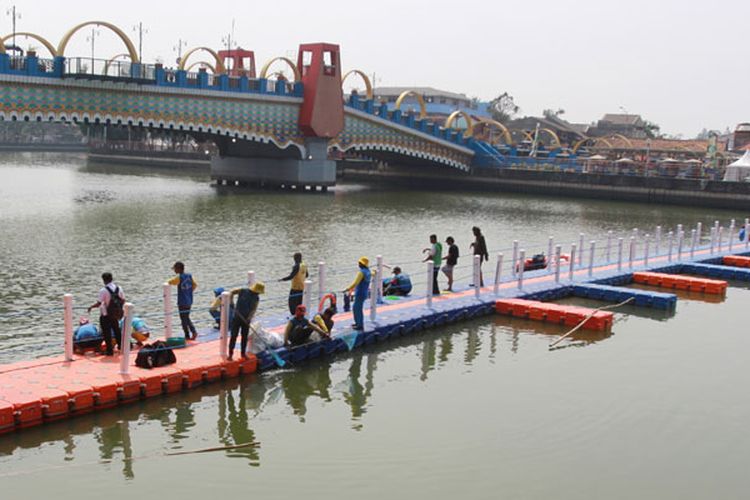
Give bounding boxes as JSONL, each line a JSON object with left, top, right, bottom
{"left": 344, "top": 256, "right": 371, "bottom": 331}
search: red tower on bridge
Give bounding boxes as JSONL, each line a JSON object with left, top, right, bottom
{"left": 218, "top": 48, "right": 256, "bottom": 78}
{"left": 297, "top": 43, "right": 344, "bottom": 138}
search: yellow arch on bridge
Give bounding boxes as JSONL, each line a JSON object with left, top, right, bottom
{"left": 512, "top": 129, "right": 535, "bottom": 142}
{"left": 0, "top": 32, "right": 57, "bottom": 57}
{"left": 178, "top": 46, "right": 225, "bottom": 74}
{"left": 342, "top": 69, "right": 373, "bottom": 100}
{"left": 185, "top": 60, "right": 216, "bottom": 73}
{"left": 57, "top": 21, "right": 139, "bottom": 63}
{"left": 608, "top": 133, "right": 633, "bottom": 148}
{"left": 539, "top": 128, "right": 562, "bottom": 148}
{"left": 444, "top": 111, "right": 474, "bottom": 138}
{"left": 572, "top": 137, "right": 614, "bottom": 153}
{"left": 259, "top": 56, "right": 301, "bottom": 81}
{"left": 103, "top": 53, "right": 131, "bottom": 75}
{"left": 393, "top": 90, "right": 426, "bottom": 119}
{"left": 474, "top": 119, "right": 513, "bottom": 145}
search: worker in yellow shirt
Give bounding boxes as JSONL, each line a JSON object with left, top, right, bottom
{"left": 344, "top": 257, "right": 371, "bottom": 331}
{"left": 278, "top": 252, "right": 308, "bottom": 315}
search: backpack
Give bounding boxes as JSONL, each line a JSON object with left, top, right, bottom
{"left": 106, "top": 285, "right": 124, "bottom": 321}
{"left": 135, "top": 341, "right": 176, "bottom": 369}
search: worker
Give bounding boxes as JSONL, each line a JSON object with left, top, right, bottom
{"left": 284, "top": 305, "right": 329, "bottom": 347}
{"left": 209, "top": 287, "right": 234, "bottom": 329}
{"left": 279, "top": 252, "right": 308, "bottom": 315}
{"left": 383, "top": 266, "right": 412, "bottom": 296}
{"left": 312, "top": 306, "right": 336, "bottom": 335}
{"left": 227, "top": 281, "right": 265, "bottom": 360}
{"left": 167, "top": 261, "right": 198, "bottom": 340}
{"left": 344, "top": 256, "right": 371, "bottom": 331}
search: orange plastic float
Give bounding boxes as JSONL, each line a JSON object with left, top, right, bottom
{"left": 633, "top": 272, "right": 727, "bottom": 295}
{"left": 723, "top": 255, "right": 750, "bottom": 268}
{"left": 495, "top": 299, "right": 613, "bottom": 331}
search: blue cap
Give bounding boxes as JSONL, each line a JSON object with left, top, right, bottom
{"left": 214, "top": 287, "right": 224, "bottom": 296}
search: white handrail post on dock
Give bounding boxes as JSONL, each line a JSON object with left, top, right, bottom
{"left": 219, "top": 292, "right": 230, "bottom": 360}
{"left": 667, "top": 231, "right": 674, "bottom": 262}
{"left": 690, "top": 229, "right": 697, "bottom": 259}
{"left": 369, "top": 268, "right": 378, "bottom": 321}
{"left": 578, "top": 233, "right": 584, "bottom": 266}
{"left": 517, "top": 250, "right": 525, "bottom": 290}
{"left": 119, "top": 303, "right": 134, "bottom": 375}
{"left": 729, "top": 220, "right": 735, "bottom": 252}
{"left": 474, "top": 255, "right": 481, "bottom": 298}
{"left": 644, "top": 236, "right": 650, "bottom": 267}
{"left": 247, "top": 271, "right": 256, "bottom": 287}
{"left": 606, "top": 231, "right": 613, "bottom": 262}
{"left": 554, "top": 245, "right": 562, "bottom": 283}
{"left": 376, "top": 255, "right": 384, "bottom": 304}
{"left": 718, "top": 226, "right": 724, "bottom": 252}
{"left": 677, "top": 230, "right": 684, "bottom": 261}
{"left": 709, "top": 227, "right": 716, "bottom": 254}
{"left": 696, "top": 222, "right": 702, "bottom": 247}
{"left": 547, "top": 237, "right": 554, "bottom": 274}
{"left": 569, "top": 244, "right": 577, "bottom": 281}
{"left": 63, "top": 294, "right": 74, "bottom": 362}
{"left": 426, "top": 261, "right": 434, "bottom": 308}
{"left": 628, "top": 237, "right": 635, "bottom": 269}
{"left": 588, "top": 241, "right": 595, "bottom": 277}
{"left": 632, "top": 228, "right": 639, "bottom": 240}
{"left": 511, "top": 241, "right": 518, "bottom": 278}
{"left": 617, "top": 238, "right": 624, "bottom": 271}
{"left": 655, "top": 226, "right": 662, "bottom": 256}
{"left": 302, "top": 279, "right": 312, "bottom": 316}
{"left": 163, "top": 283, "right": 173, "bottom": 339}
{"left": 494, "top": 253, "right": 503, "bottom": 296}
{"left": 745, "top": 218, "right": 749, "bottom": 249}
{"left": 317, "top": 262, "right": 326, "bottom": 304}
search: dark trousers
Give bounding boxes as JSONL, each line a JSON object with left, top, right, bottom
{"left": 432, "top": 267, "right": 440, "bottom": 295}
{"left": 288, "top": 289, "right": 303, "bottom": 315}
{"left": 179, "top": 305, "right": 197, "bottom": 338}
{"left": 99, "top": 314, "right": 121, "bottom": 355}
{"left": 229, "top": 316, "right": 249, "bottom": 357}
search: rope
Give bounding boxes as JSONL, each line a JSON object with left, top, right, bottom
{"left": 548, "top": 297, "right": 635, "bottom": 349}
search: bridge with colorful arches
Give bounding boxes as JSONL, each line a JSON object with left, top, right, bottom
{"left": 0, "top": 20, "right": 583, "bottom": 186}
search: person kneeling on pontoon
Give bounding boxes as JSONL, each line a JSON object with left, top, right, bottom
{"left": 383, "top": 266, "right": 412, "bottom": 296}
{"left": 284, "top": 305, "right": 329, "bottom": 347}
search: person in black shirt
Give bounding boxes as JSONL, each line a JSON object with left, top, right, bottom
{"left": 470, "top": 226, "right": 489, "bottom": 286}
{"left": 441, "top": 236, "right": 459, "bottom": 292}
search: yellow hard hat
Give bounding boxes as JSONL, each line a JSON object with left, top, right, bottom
{"left": 250, "top": 281, "right": 265, "bottom": 294}
{"left": 358, "top": 256, "right": 369, "bottom": 267}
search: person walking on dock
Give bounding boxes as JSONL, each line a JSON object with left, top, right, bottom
{"left": 423, "top": 235, "right": 442, "bottom": 295}
{"left": 470, "top": 226, "right": 489, "bottom": 286}
{"left": 168, "top": 261, "right": 198, "bottom": 340}
{"left": 87, "top": 272, "right": 125, "bottom": 356}
{"left": 227, "top": 282, "right": 265, "bottom": 360}
{"left": 279, "top": 252, "right": 308, "bottom": 316}
{"left": 345, "top": 257, "right": 371, "bottom": 330}
{"left": 442, "top": 236, "right": 459, "bottom": 292}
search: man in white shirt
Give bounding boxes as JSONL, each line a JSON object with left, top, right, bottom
{"left": 87, "top": 272, "right": 125, "bottom": 356}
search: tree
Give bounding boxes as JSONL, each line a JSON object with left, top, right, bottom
{"left": 543, "top": 108, "right": 565, "bottom": 119}
{"left": 489, "top": 92, "right": 520, "bottom": 124}
{"left": 643, "top": 120, "right": 661, "bottom": 139}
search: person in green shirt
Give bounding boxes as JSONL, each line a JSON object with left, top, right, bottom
{"left": 422, "top": 234, "right": 443, "bottom": 296}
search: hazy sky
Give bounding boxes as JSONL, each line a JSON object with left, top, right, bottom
{"left": 7, "top": 0, "right": 749, "bottom": 136}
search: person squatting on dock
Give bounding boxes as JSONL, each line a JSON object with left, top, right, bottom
{"left": 345, "top": 256, "right": 372, "bottom": 330}
{"left": 227, "top": 281, "right": 265, "bottom": 359}
{"left": 423, "top": 235, "right": 443, "bottom": 295}
{"left": 87, "top": 272, "right": 125, "bottom": 356}
{"left": 383, "top": 266, "right": 412, "bottom": 296}
{"left": 470, "top": 226, "right": 489, "bottom": 287}
{"left": 442, "top": 236, "right": 459, "bottom": 292}
{"left": 279, "top": 252, "right": 308, "bottom": 316}
{"left": 209, "top": 287, "right": 234, "bottom": 328}
{"left": 168, "top": 261, "right": 198, "bottom": 340}
{"left": 284, "top": 304, "right": 329, "bottom": 347}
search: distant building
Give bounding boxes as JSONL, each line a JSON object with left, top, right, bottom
{"left": 733, "top": 123, "right": 750, "bottom": 151}
{"left": 590, "top": 113, "right": 648, "bottom": 139}
{"left": 373, "top": 86, "right": 490, "bottom": 120}
{"left": 507, "top": 115, "right": 589, "bottom": 148}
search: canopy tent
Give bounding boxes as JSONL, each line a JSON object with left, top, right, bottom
{"left": 723, "top": 150, "right": 750, "bottom": 182}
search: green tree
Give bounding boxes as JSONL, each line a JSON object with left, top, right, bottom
{"left": 489, "top": 92, "right": 520, "bottom": 124}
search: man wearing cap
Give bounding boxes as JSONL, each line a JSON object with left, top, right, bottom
{"left": 284, "top": 304, "right": 329, "bottom": 347}
{"left": 227, "top": 281, "right": 265, "bottom": 360}
{"left": 167, "top": 261, "right": 198, "bottom": 340}
{"left": 344, "top": 257, "right": 371, "bottom": 330}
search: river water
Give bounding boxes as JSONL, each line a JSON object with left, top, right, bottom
{"left": 0, "top": 154, "right": 748, "bottom": 498}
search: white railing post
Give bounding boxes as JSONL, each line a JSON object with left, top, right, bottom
{"left": 554, "top": 245, "right": 562, "bottom": 283}
{"left": 718, "top": 226, "right": 724, "bottom": 252}
{"left": 606, "top": 231, "right": 613, "bottom": 262}
{"left": 494, "top": 253, "right": 503, "bottom": 296}
{"left": 426, "top": 261, "right": 434, "bottom": 308}
{"left": 696, "top": 222, "right": 702, "bottom": 248}
{"left": 63, "top": 294, "right": 74, "bottom": 362}
{"left": 247, "top": 271, "right": 256, "bottom": 287}
{"left": 517, "top": 250, "right": 525, "bottom": 290}
{"left": 474, "top": 255, "right": 481, "bottom": 298}
{"left": 163, "top": 283, "right": 173, "bottom": 339}
{"left": 709, "top": 227, "right": 716, "bottom": 254}
{"left": 644, "top": 235, "right": 650, "bottom": 266}
{"left": 219, "top": 291, "right": 230, "bottom": 359}
{"left": 655, "top": 226, "right": 662, "bottom": 256}
{"left": 745, "top": 218, "right": 749, "bottom": 249}
{"left": 370, "top": 268, "right": 378, "bottom": 321}
{"left": 547, "top": 237, "right": 554, "bottom": 274}
{"left": 119, "top": 303, "right": 134, "bottom": 374}
{"left": 317, "top": 262, "right": 326, "bottom": 304}
{"left": 588, "top": 241, "right": 595, "bottom": 277}
{"left": 617, "top": 238, "right": 624, "bottom": 271}
{"left": 376, "top": 255, "right": 384, "bottom": 303}
{"left": 578, "top": 233, "right": 584, "bottom": 266}
{"left": 729, "top": 220, "right": 736, "bottom": 252}
{"left": 629, "top": 237, "right": 635, "bottom": 268}
{"left": 511, "top": 240, "right": 519, "bottom": 278}
{"left": 569, "top": 244, "right": 577, "bottom": 281}
{"left": 677, "top": 229, "right": 684, "bottom": 261}
{"left": 302, "top": 279, "right": 312, "bottom": 315}
{"left": 690, "top": 229, "right": 697, "bottom": 259}
{"left": 667, "top": 231, "right": 674, "bottom": 262}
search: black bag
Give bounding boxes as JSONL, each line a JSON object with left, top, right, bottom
{"left": 135, "top": 341, "right": 176, "bottom": 369}
{"left": 106, "top": 285, "right": 124, "bottom": 321}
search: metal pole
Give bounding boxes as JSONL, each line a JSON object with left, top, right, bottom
{"left": 554, "top": 245, "right": 562, "bottom": 283}
{"left": 119, "top": 303, "right": 134, "bottom": 374}
{"left": 163, "top": 283, "right": 173, "bottom": 339}
{"left": 493, "top": 253, "right": 503, "bottom": 296}
{"left": 690, "top": 229, "right": 697, "bottom": 259}
{"left": 426, "top": 261, "right": 434, "bottom": 308}
{"left": 247, "top": 270, "right": 256, "bottom": 287}
{"left": 317, "top": 262, "right": 326, "bottom": 304}
{"left": 588, "top": 241, "right": 595, "bottom": 277}
{"left": 667, "top": 231, "right": 674, "bottom": 262}
{"left": 729, "top": 220, "right": 735, "bottom": 252}
{"left": 64, "top": 294, "right": 74, "bottom": 362}
{"left": 655, "top": 226, "right": 662, "bottom": 256}
{"left": 517, "top": 250, "right": 525, "bottom": 290}
{"left": 677, "top": 229, "right": 684, "bottom": 261}
{"left": 547, "top": 237, "right": 554, "bottom": 274}
{"left": 369, "top": 268, "right": 378, "bottom": 321}
{"left": 569, "top": 244, "right": 577, "bottom": 281}
{"left": 644, "top": 235, "right": 650, "bottom": 266}
{"left": 511, "top": 240, "right": 518, "bottom": 278}
{"left": 578, "top": 233, "right": 584, "bottom": 266}
{"left": 629, "top": 237, "right": 635, "bottom": 268}
{"left": 219, "top": 291, "right": 230, "bottom": 360}
{"left": 376, "top": 255, "right": 384, "bottom": 304}
{"left": 474, "top": 255, "right": 481, "bottom": 298}
{"left": 606, "top": 231, "right": 612, "bottom": 262}
{"left": 302, "top": 279, "right": 312, "bottom": 315}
